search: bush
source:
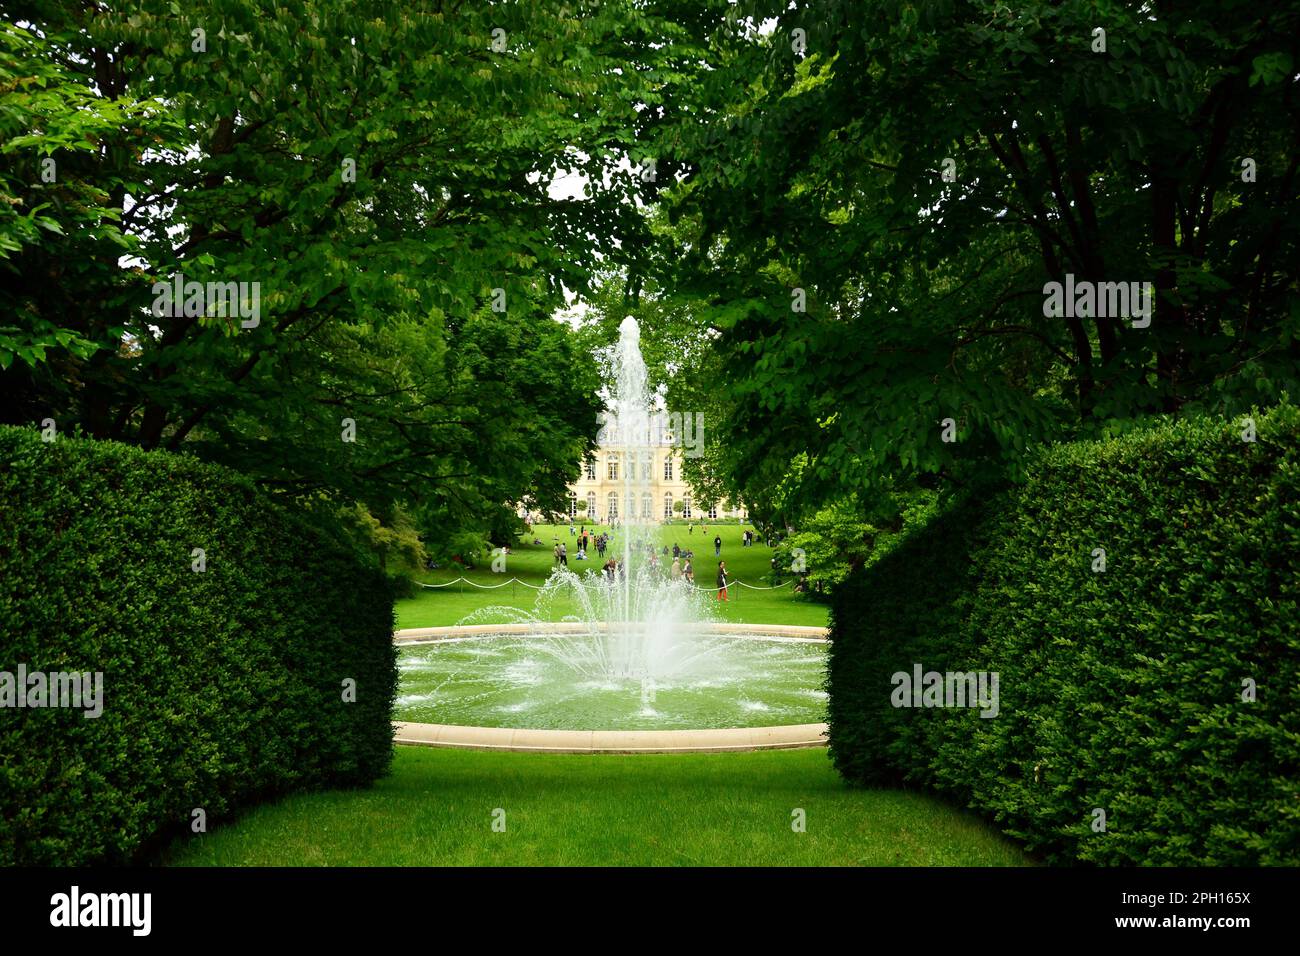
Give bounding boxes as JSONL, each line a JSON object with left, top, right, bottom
{"left": 827, "top": 496, "right": 999, "bottom": 786}
{"left": 428, "top": 528, "right": 487, "bottom": 570}
{"left": 774, "top": 501, "right": 878, "bottom": 596}
{"left": 777, "top": 490, "right": 940, "bottom": 596}
{"left": 0, "top": 427, "right": 397, "bottom": 865}
{"left": 828, "top": 407, "right": 1300, "bottom": 865}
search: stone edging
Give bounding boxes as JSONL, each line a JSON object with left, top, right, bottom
{"left": 393, "top": 720, "right": 829, "bottom": 754}
{"left": 392, "top": 622, "right": 830, "bottom": 754}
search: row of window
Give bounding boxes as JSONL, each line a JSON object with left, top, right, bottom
{"left": 566, "top": 492, "right": 719, "bottom": 520}
{"left": 582, "top": 455, "right": 673, "bottom": 482}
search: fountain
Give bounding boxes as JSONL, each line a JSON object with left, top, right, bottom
{"left": 503, "top": 314, "right": 716, "bottom": 682}
{"left": 394, "top": 317, "right": 828, "bottom": 733}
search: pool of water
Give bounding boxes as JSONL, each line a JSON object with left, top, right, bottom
{"left": 395, "top": 633, "right": 828, "bottom": 731}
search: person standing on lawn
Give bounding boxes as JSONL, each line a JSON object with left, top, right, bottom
{"left": 714, "top": 534, "right": 722, "bottom": 556}
{"left": 716, "top": 561, "right": 729, "bottom": 602}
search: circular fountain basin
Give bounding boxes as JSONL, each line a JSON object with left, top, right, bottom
{"left": 392, "top": 623, "right": 829, "bottom": 753}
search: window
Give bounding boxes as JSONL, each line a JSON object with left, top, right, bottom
{"left": 708, "top": 503, "right": 718, "bottom": 519}
{"left": 607, "top": 492, "right": 619, "bottom": 518}
{"left": 642, "top": 493, "right": 652, "bottom": 519}
{"left": 584, "top": 458, "right": 596, "bottom": 481}
{"left": 663, "top": 457, "right": 673, "bottom": 481}
{"left": 587, "top": 492, "right": 597, "bottom": 518}
{"left": 607, "top": 454, "right": 619, "bottom": 482}
{"left": 683, "top": 498, "right": 692, "bottom": 519}
{"left": 569, "top": 493, "right": 578, "bottom": 517}
{"left": 664, "top": 494, "right": 673, "bottom": 518}
{"left": 641, "top": 454, "right": 652, "bottom": 481}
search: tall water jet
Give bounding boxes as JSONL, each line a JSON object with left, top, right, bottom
{"left": 612, "top": 314, "right": 650, "bottom": 632}
{"left": 480, "top": 313, "right": 714, "bottom": 681}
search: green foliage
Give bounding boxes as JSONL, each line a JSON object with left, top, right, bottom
{"left": 427, "top": 529, "right": 490, "bottom": 571}
{"left": 0, "top": 20, "right": 183, "bottom": 370}
{"left": 776, "top": 490, "right": 940, "bottom": 593}
{"left": 651, "top": 0, "right": 1300, "bottom": 513}
{"left": 774, "top": 500, "right": 877, "bottom": 593}
{"left": 0, "top": 425, "right": 397, "bottom": 865}
{"left": 329, "top": 502, "right": 425, "bottom": 597}
{"left": 0, "top": 0, "right": 668, "bottom": 529}
{"left": 828, "top": 405, "right": 1300, "bottom": 865}
{"left": 828, "top": 496, "right": 998, "bottom": 786}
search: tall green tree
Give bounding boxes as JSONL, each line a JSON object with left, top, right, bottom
{"left": 1, "top": 1, "right": 675, "bottom": 530}
{"left": 650, "top": 0, "right": 1300, "bottom": 512}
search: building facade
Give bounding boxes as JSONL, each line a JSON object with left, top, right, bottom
{"left": 564, "top": 444, "right": 745, "bottom": 524}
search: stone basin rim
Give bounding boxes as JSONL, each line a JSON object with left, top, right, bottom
{"left": 393, "top": 720, "right": 830, "bottom": 754}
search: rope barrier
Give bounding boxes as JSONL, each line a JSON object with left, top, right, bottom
{"left": 419, "top": 576, "right": 539, "bottom": 590}
{"left": 420, "top": 574, "right": 795, "bottom": 592}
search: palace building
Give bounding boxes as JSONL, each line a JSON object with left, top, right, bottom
{"left": 564, "top": 442, "right": 746, "bottom": 523}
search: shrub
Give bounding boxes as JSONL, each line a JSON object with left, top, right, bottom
{"left": 0, "top": 426, "right": 397, "bottom": 865}
{"left": 827, "top": 496, "right": 1000, "bottom": 786}
{"left": 778, "top": 490, "right": 941, "bottom": 596}
{"left": 774, "top": 501, "right": 878, "bottom": 596}
{"left": 828, "top": 406, "right": 1300, "bottom": 865}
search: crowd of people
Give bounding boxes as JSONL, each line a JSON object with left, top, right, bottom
{"left": 504, "top": 519, "right": 811, "bottom": 604}
{"left": 553, "top": 526, "right": 618, "bottom": 566}
{"left": 539, "top": 523, "right": 761, "bottom": 601}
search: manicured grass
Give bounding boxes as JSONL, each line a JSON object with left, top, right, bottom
{"left": 163, "top": 745, "right": 1031, "bottom": 866}
{"left": 398, "top": 522, "right": 829, "bottom": 629}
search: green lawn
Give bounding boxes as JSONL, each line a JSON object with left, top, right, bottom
{"left": 397, "top": 521, "right": 830, "bottom": 629}
{"left": 164, "top": 745, "right": 1030, "bottom": 866}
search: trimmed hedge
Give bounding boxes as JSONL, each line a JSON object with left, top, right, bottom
{"left": 0, "top": 426, "right": 397, "bottom": 865}
{"left": 828, "top": 406, "right": 1300, "bottom": 865}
